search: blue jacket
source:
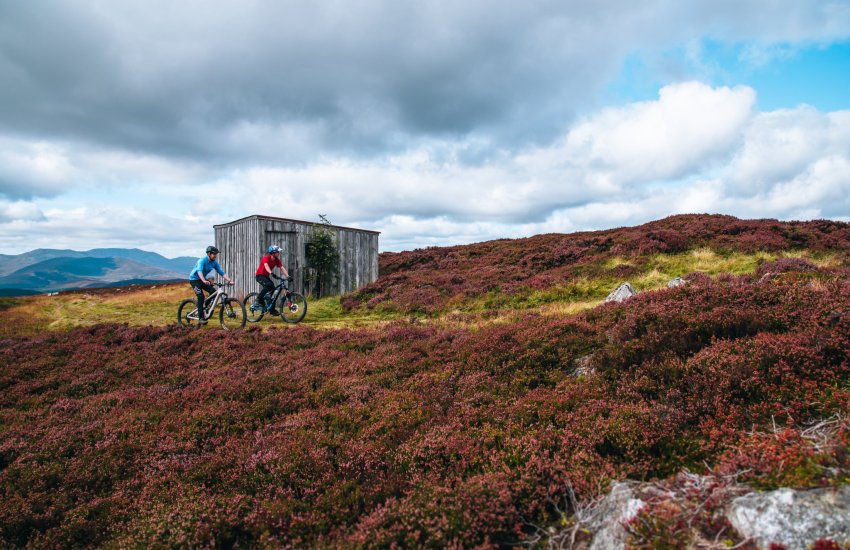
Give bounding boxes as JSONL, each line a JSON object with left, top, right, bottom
{"left": 189, "top": 256, "right": 225, "bottom": 281}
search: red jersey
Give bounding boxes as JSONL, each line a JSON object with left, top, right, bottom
{"left": 256, "top": 254, "right": 282, "bottom": 276}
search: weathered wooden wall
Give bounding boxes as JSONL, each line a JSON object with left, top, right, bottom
{"left": 214, "top": 215, "right": 379, "bottom": 300}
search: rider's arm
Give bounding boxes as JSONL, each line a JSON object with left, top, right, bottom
{"left": 196, "top": 258, "right": 211, "bottom": 285}
{"left": 276, "top": 257, "right": 290, "bottom": 279}
{"left": 212, "top": 260, "right": 233, "bottom": 283}
{"left": 263, "top": 261, "right": 274, "bottom": 276}
{"left": 198, "top": 268, "right": 214, "bottom": 285}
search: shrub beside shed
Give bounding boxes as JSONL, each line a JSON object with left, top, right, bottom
{"left": 214, "top": 215, "right": 379, "bottom": 299}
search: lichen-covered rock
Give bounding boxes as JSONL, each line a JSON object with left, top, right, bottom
{"left": 667, "top": 277, "right": 687, "bottom": 288}
{"left": 572, "top": 354, "right": 595, "bottom": 377}
{"left": 588, "top": 482, "right": 644, "bottom": 550}
{"left": 726, "top": 486, "right": 850, "bottom": 549}
{"left": 605, "top": 282, "right": 636, "bottom": 303}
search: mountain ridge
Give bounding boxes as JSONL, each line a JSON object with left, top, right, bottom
{"left": 0, "top": 248, "right": 195, "bottom": 295}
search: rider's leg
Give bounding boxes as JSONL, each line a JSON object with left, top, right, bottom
{"left": 255, "top": 275, "right": 274, "bottom": 307}
{"left": 190, "top": 281, "right": 206, "bottom": 320}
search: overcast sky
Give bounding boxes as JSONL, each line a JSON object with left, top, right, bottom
{"left": 1, "top": 0, "right": 849, "bottom": 257}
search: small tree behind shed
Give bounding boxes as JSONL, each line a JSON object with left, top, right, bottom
{"left": 304, "top": 215, "right": 340, "bottom": 298}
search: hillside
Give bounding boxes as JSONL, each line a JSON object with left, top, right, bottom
{"left": 345, "top": 214, "right": 850, "bottom": 314}
{"left": 0, "top": 248, "right": 195, "bottom": 295}
{"left": 2, "top": 215, "right": 850, "bottom": 547}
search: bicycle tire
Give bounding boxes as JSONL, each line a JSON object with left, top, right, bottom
{"left": 178, "top": 299, "right": 199, "bottom": 329}
{"left": 220, "top": 298, "right": 247, "bottom": 330}
{"left": 279, "top": 292, "right": 307, "bottom": 323}
{"left": 244, "top": 292, "right": 265, "bottom": 323}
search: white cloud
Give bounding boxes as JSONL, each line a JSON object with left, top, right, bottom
{"left": 561, "top": 82, "right": 755, "bottom": 184}
{"left": 1, "top": 82, "right": 849, "bottom": 255}
{"left": 0, "top": 140, "right": 75, "bottom": 199}
{"left": 0, "top": 204, "right": 211, "bottom": 257}
{"left": 0, "top": 200, "right": 45, "bottom": 223}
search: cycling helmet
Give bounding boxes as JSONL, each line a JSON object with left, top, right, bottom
{"left": 206, "top": 245, "right": 219, "bottom": 254}
{"left": 268, "top": 245, "right": 282, "bottom": 254}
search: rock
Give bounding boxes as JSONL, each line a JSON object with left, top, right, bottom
{"left": 726, "top": 485, "right": 850, "bottom": 549}
{"left": 667, "top": 277, "right": 687, "bottom": 288}
{"left": 758, "top": 272, "right": 776, "bottom": 284}
{"left": 572, "top": 354, "right": 595, "bottom": 377}
{"left": 605, "top": 283, "right": 636, "bottom": 303}
{"left": 588, "top": 482, "right": 645, "bottom": 550}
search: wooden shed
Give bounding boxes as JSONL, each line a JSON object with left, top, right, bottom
{"left": 213, "top": 215, "right": 380, "bottom": 300}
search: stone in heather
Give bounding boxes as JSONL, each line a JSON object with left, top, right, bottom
{"left": 588, "top": 482, "right": 645, "bottom": 550}
{"left": 667, "top": 277, "right": 687, "bottom": 288}
{"left": 605, "top": 282, "right": 636, "bottom": 303}
{"left": 572, "top": 354, "right": 595, "bottom": 376}
{"left": 726, "top": 485, "right": 850, "bottom": 550}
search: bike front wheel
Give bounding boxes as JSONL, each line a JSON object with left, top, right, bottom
{"left": 243, "top": 292, "right": 266, "bottom": 323}
{"left": 220, "top": 298, "right": 246, "bottom": 330}
{"left": 178, "top": 299, "right": 199, "bottom": 328}
{"left": 279, "top": 292, "right": 307, "bottom": 323}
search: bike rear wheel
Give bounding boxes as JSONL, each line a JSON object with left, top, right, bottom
{"left": 178, "top": 299, "right": 199, "bottom": 328}
{"left": 279, "top": 292, "right": 307, "bottom": 323}
{"left": 244, "top": 292, "right": 265, "bottom": 323}
{"left": 220, "top": 298, "right": 246, "bottom": 330}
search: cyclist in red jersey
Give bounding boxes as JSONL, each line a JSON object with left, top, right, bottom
{"left": 255, "top": 245, "right": 290, "bottom": 316}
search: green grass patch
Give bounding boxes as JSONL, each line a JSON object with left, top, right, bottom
{"left": 302, "top": 295, "right": 408, "bottom": 329}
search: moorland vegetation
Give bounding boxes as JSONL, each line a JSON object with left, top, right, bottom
{"left": 2, "top": 214, "right": 850, "bottom": 547}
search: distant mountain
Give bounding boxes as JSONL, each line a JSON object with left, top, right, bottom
{"left": 0, "top": 249, "right": 196, "bottom": 295}
{"left": 0, "top": 248, "right": 196, "bottom": 278}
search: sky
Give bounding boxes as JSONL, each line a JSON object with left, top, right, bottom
{"left": 1, "top": 1, "right": 849, "bottom": 257}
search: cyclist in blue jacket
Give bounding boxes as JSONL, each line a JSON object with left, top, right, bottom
{"left": 189, "top": 245, "right": 234, "bottom": 323}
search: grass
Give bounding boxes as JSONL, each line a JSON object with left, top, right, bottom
{"left": 0, "top": 248, "right": 839, "bottom": 338}
{"left": 0, "top": 284, "right": 188, "bottom": 337}
{"left": 0, "top": 283, "right": 407, "bottom": 337}
{"left": 301, "top": 295, "right": 406, "bottom": 328}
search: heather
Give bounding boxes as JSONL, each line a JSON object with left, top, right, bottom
{"left": 3, "top": 266, "right": 850, "bottom": 547}
{"left": 344, "top": 214, "right": 850, "bottom": 315}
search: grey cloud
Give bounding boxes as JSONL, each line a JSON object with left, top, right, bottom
{"left": 3, "top": 0, "right": 847, "bottom": 169}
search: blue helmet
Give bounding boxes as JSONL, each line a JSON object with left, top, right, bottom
{"left": 267, "top": 245, "right": 281, "bottom": 254}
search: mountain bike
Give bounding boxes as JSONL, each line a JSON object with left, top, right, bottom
{"left": 177, "top": 282, "right": 246, "bottom": 330}
{"left": 245, "top": 276, "right": 307, "bottom": 323}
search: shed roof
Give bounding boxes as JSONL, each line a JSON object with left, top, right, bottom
{"left": 214, "top": 214, "right": 380, "bottom": 235}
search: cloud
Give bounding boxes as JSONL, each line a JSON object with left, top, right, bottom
{"left": 559, "top": 81, "right": 755, "bottom": 185}
{"left": 728, "top": 107, "right": 850, "bottom": 194}
{"left": 225, "top": 81, "right": 758, "bottom": 224}
{"left": 1, "top": 0, "right": 848, "bottom": 166}
{"left": 0, "top": 140, "right": 74, "bottom": 199}
{"left": 0, "top": 200, "right": 45, "bottom": 223}
{"left": 0, "top": 204, "right": 212, "bottom": 257}
{"left": 2, "top": 79, "right": 848, "bottom": 255}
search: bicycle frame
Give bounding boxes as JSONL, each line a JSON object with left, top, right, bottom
{"left": 250, "top": 279, "right": 290, "bottom": 312}
{"left": 187, "top": 284, "right": 229, "bottom": 320}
